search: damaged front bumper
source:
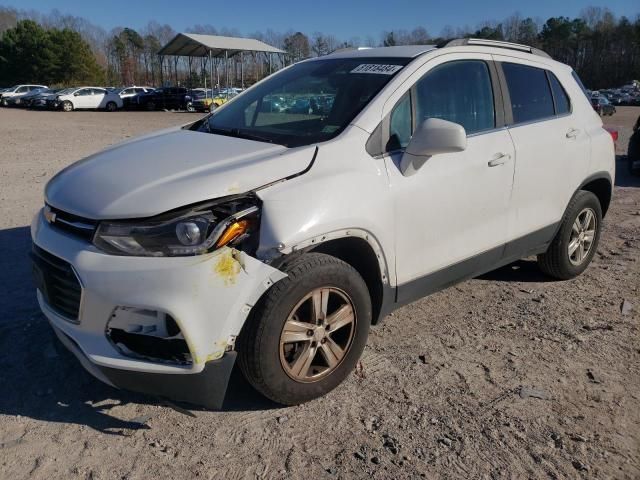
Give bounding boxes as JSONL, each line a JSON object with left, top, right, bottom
{"left": 31, "top": 209, "right": 286, "bottom": 408}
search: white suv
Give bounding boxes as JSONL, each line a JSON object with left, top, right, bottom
{"left": 32, "top": 40, "right": 615, "bottom": 408}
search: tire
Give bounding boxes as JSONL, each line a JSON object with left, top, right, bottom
{"left": 1, "top": 98, "right": 8, "bottom": 107}
{"left": 105, "top": 101, "right": 117, "bottom": 112}
{"left": 238, "top": 253, "right": 372, "bottom": 405}
{"left": 186, "top": 102, "right": 195, "bottom": 112}
{"left": 62, "top": 101, "right": 73, "bottom": 112}
{"left": 537, "top": 190, "right": 602, "bottom": 280}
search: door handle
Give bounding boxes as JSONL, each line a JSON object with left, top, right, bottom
{"left": 566, "top": 128, "right": 580, "bottom": 139}
{"left": 488, "top": 152, "right": 511, "bottom": 167}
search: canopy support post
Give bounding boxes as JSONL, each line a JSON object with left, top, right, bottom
{"left": 209, "top": 50, "right": 213, "bottom": 98}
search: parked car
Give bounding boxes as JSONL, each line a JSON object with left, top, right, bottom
{"left": 32, "top": 40, "right": 615, "bottom": 408}
{"left": 190, "top": 92, "right": 236, "bottom": 112}
{"left": 591, "top": 96, "right": 616, "bottom": 116}
{"left": 629, "top": 116, "right": 640, "bottom": 176}
{"left": 116, "top": 86, "right": 154, "bottom": 108}
{"left": 4, "top": 87, "right": 48, "bottom": 107}
{"left": 135, "top": 87, "right": 192, "bottom": 111}
{"left": 54, "top": 87, "right": 124, "bottom": 112}
{"left": 28, "top": 88, "right": 63, "bottom": 109}
{"left": 0, "top": 84, "right": 47, "bottom": 106}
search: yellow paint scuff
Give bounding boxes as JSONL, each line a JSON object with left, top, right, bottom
{"left": 214, "top": 250, "right": 241, "bottom": 286}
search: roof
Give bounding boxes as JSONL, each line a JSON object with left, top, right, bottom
{"left": 158, "top": 33, "right": 285, "bottom": 58}
{"left": 324, "top": 45, "right": 437, "bottom": 59}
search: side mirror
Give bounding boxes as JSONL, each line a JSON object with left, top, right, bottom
{"left": 400, "top": 118, "right": 467, "bottom": 176}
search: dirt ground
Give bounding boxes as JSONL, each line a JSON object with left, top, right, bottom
{"left": 0, "top": 107, "right": 638, "bottom": 480}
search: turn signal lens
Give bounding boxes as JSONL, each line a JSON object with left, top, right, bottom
{"left": 215, "top": 220, "right": 249, "bottom": 248}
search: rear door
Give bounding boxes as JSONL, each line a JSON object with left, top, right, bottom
{"left": 494, "top": 57, "right": 590, "bottom": 249}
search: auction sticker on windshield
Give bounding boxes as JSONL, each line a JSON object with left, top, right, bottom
{"left": 351, "top": 64, "right": 403, "bottom": 75}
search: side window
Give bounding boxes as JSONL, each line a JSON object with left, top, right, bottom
{"left": 548, "top": 72, "right": 571, "bottom": 115}
{"left": 415, "top": 60, "right": 495, "bottom": 135}
{"left": 502, "top": 63, "right": 554, "bottom": 124}
{"left": 16, "top": 86, "right": 27, "bottom": 93}
{"left": 388, "top": 94, "right": 412, "bottom": 151}
{"left": 76, "top": 89, "right": 89, "bottom": 96}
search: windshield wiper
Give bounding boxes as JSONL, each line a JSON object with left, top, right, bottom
{"left": 207, "top": 126, "right": 281, "bottom": 145}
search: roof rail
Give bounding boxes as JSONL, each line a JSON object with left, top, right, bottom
{"left": 445, "top": 38, "right": 551, "bottom": 59}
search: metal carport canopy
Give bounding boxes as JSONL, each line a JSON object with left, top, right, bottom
{"left": 158, "top": 32, "right": 285, "bottom": 58}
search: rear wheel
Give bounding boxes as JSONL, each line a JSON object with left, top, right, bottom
{"left": 105, "top": 101, "right": 117, "bottom": 112}
{"left": 537, "top": 190, "right": 602, "bottom": 280}
{"left": 62, "top": 100, "right": 73, "bottom": 112}
{"left": 238, "top": 253, "right": 371, "bottom": 405}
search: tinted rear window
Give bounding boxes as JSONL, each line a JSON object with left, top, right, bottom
{"left": 503, "top": 63, "right": 554, "bottom": 124}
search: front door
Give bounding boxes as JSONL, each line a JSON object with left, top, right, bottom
{"left": 383, "top": 56, "right": 516, "bottom": 302}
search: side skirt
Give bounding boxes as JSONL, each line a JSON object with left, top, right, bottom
{"left": 377, "top": 223, "right": 558, "bottom": 319}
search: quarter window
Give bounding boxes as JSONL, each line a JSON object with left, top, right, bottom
{"left": 548, "top": 72, "right": 571, "bottom": 115}
{"left": 388, "top": 93, "right": 412, "bottom": 151}
{"left": 502, "top": 63, "right": 554, "bottom": 124}
{"left": 415, "top": 61, "right": 495, "bottom": 135}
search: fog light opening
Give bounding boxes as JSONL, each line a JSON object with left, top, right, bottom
{"left": 106, "top": 307, "right": 192, "bottom": 365}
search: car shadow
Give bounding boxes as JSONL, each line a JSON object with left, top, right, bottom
{"left": 477, "top": 259, "right": 553, "bottom": 283}
{"left": 0, "top": 226, "right": 278, "bottom": 434}
{"left": 615, "top": 155, "right": 640, "bottom": 187}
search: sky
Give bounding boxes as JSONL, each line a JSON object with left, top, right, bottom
{"left": 7, "top": 0, "right": 640, "bottom": 39}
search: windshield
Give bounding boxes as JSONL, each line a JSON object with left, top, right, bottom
{"left": 195, "top": 57, "right": 410, "bottom": 147}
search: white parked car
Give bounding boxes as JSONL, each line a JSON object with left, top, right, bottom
{"left": 55, "top": 87, "right": 124, "bottom": 112}
{"left": 1, "top": 84, "right": 47, "bottom": 106}
{"left": 32, "top": 39, "right": 615, "bottom": 408}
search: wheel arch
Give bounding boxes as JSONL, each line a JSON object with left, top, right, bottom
{"left": 579, "top": 172, "right": 612, "bottom": 217}
{"left": 270, "top": 231, "right": 393, "bottom": 325}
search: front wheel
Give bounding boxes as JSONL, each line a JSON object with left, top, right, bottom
{"left": 105, "top": 101, "right": 117, "bottom": 112}
{"left": 62, "top": 101, "right": 73, "bottom": 112}
{"left": 537, "top": 190, "right": 602, "bottom": 280}
{"left": 238, "top": 253, "right": 371, "bottom": 405}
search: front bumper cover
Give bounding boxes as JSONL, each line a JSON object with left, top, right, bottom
{"left": 52, "top": 323, "right": 236, "bottom": 408}
{"left": 31, "top": 208, "right": 286, "bottom": 407}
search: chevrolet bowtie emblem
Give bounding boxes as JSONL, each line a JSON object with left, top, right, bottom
{"left": 43, "top": 206, "right": 56, "bottom": 224}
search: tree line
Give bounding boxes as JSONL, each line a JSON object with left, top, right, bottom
{"left": 0, "top": 5, "right": 638, "bottom": 89}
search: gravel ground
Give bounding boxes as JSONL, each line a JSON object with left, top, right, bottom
{"left": 0, "top": 107, "right": 638, "bottom": 480}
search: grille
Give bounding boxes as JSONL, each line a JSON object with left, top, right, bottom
{"left": 31, "top": 245, "right": 82, "bottom": 321}
{"left": 47, "top": 205, "right": 97, "bottom": 241}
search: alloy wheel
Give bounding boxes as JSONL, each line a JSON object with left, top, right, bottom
{"left": 279, "top": 287, "right": 356, "bottom": 383}
{"left": 568, "top": 207, "right": 597, "bottom": 266}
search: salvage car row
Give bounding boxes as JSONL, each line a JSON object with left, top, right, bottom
{"left": 0, "top": 84, "right": 243, "bottom": 112}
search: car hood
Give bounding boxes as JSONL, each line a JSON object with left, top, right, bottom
{"left": 45, "top": 128, "right": 315, "bottom": 219}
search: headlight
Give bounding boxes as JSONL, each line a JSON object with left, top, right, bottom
{"left": 93, "top": 197, "right": 260, "bottom": 257}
